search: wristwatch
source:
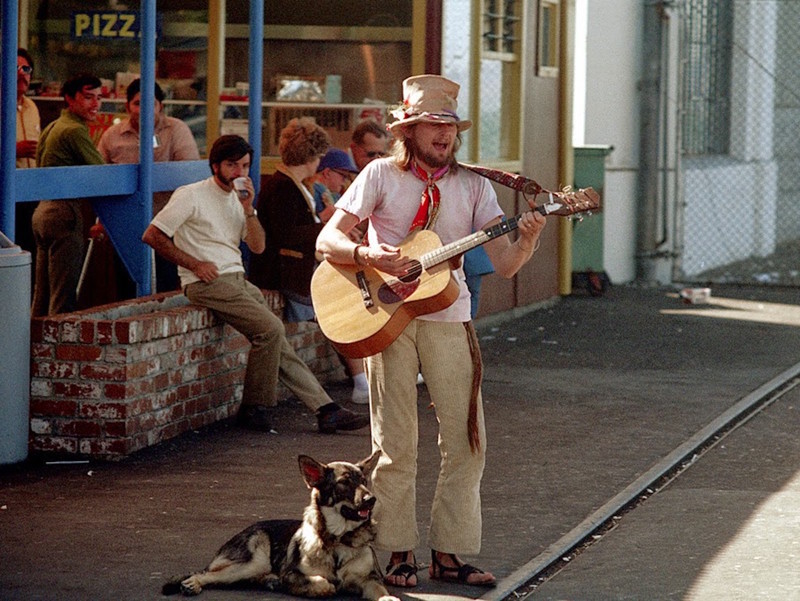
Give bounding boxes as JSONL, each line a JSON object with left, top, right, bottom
{"left": 246, "top": 209, "right": 258, "bottom": 218}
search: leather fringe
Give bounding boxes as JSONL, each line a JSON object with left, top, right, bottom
{"left": 464, "top": 321, "right": 483, "bottom": 453}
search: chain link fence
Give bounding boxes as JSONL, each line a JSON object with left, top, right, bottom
{"left": 677, "top": 0, "right": 800, "bottom": 286}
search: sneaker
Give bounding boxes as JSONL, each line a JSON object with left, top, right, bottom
{"left": 317, "top": 406, "right": 370, "bottom": 434}
{"left": 236, "top": 405, "right": 276, "bottom": 432}
{"left": 351, "top": 386, "right": 370, "bottom": 405}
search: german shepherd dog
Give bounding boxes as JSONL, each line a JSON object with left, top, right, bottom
{"left": 162, "top": 451, "right": 398, "bottom": 601}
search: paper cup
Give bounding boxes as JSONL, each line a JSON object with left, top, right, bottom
{"left": 233, "top": 177, "right": 249, "bottom": 199}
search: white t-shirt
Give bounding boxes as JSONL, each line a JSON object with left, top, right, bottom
{"left": 151, "top": 177, "right": 248, "bottom": 287}
{"left": 337, "top": 159, "right": 503, "bottom": 322}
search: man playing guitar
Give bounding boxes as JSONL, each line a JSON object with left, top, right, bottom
{"left": 315, "top": 75, "right": 545, "bottom": 590}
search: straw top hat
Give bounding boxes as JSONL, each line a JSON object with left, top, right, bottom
{"left": 387, "top": 74, "right": 472, "bottom": 137}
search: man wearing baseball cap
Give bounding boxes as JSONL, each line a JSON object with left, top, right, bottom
{"left": 316, "top": 75, "right": 547, "bottom": 590}
{"left": 312, "top": 147, "right": 359, "bottom": 223}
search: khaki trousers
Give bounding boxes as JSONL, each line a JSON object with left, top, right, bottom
{"left": 185, "top": 273, "right": 331, "bottom": 411}
{"left": 367, "top": 319, "right": 486, "bottom": 554}
{"left": 31, "top": 200, "right": 85, "bottom": 317}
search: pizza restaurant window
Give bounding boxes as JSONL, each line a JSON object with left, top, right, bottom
{"left": 22, "top": 0, "right": 411, "bottom": 155}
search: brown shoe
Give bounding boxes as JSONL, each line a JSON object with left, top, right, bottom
{"left": 317, "top": 405, "right": 369, "bottom": 434}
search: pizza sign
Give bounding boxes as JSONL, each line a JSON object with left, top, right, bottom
{"left": 71, "top": 11, "right": 162, "bottom": 40}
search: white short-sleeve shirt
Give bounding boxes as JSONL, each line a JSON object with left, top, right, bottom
{"left": 151, "top": 177, "right": 248, "bottom": 287}
{"left": 336, "top": 159, "right": 503, "bottom": 322}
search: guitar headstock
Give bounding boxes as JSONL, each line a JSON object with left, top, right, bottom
{"left": 538, "top": 187, "right": 601, "bottom": 219}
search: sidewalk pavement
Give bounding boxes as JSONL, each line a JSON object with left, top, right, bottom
{"left": 524, "top": 380, "right": 800, "bottom": 601}
{"left": 3, "top": 283, "right": 800, "bottom": 601}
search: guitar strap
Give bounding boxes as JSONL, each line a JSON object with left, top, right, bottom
{"left": 460, "top": 163, "right": 546, "bottom": 197}
{"left": 454, "top": 164, "right": 549, "bottom": 454}
{"left": 464, "top": 320, "right": 483, "bottom": 454}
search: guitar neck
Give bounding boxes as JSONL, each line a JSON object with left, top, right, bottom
{"left": 421, "top": 207, "right": 543, "bottom": 269}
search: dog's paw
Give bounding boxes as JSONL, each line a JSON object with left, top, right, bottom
{"left": 259, "top": 574, "right": 281, "bottom": 591}
{"left": 179, "top": 576, "right": 203, "bottom": 596}
{"left": 305, "top": 575, "right": 337, "bottom": 597}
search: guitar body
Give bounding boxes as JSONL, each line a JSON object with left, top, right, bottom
{"left": 311, "top": 229, "right": 461, "bottom": 358}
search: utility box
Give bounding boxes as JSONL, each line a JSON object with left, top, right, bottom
{"left": 0, "top": 232, "right": 31, "bottom": 464}
{"left": 572, "top": 145, "right": 612, "bottom": 294}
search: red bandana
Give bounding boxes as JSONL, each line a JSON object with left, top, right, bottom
{"left": 408, "top": 161, "right": 450, "bottom": 233}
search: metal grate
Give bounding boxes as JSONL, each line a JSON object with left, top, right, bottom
{"left": 676, "top": 0, "right": 800, "bottom": 287}
{"left": 482, "top": 0, "right": 520, "bottom": 55}
{"left": 681, "top": 0, "right": 733, "bottom": 156}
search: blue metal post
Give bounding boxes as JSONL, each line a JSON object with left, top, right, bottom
{"left": 138, "top": 0, "right": 157, "bottom": 294}
{"left": 1, "top": 0, "right": 20, "bottom": 238}
{"left": 249, "top": 0, "right": 264, "bottom": 192}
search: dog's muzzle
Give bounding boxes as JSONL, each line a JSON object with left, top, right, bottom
{"left": 341, "top": 495, "right": 376, "bottom": 522}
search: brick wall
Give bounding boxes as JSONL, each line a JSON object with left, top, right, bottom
{"left": 29, "top": 291, "right": 346, "bottom": 459}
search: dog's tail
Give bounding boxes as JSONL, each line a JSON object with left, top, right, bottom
{"left": 161, "top": 575, "right": 189, "bottom": 596}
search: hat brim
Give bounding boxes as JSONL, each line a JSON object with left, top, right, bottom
{"left": 388, "top": 114, "right": 472, "bottom": 137}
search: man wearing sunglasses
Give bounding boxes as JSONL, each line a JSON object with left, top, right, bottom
{"left": 346, "top": 119, "right": 390, "bottom": 244}
{"left": 16, "top": 48, "right": 39, "bottom": 169}
{"left": 14, "top": 48, "right": 42, "bottom": 277}
{"left": 349, "top": 119, "right": 389, "bottom": 172}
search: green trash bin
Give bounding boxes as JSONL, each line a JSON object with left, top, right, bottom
{"left": 572, "top": 145, "right": 612, "bottom": 294}
{"left": 0, "top": 231, "right": 31, "bottom": 464}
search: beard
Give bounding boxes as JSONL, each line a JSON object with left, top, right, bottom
{"left": 407, "top": 137, "right": 454, "bottom": 169}
{"left": 211, "top": 166, "right": 233, "bottom": 189}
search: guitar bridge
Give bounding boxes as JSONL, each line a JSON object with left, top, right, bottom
{"left": 356, "top": 270, "right": 374, "bottom": 308}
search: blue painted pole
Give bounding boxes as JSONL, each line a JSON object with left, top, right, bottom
{"left": 1, "top": 0, "right": 20, "bottom": 238}
{"left": 138, "top": 0, "right": 157, "bottom": 295}
{"left": 249, "top": 0, "right": 264, "bottom": 193}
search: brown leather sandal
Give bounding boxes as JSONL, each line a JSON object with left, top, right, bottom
{"left": 429, "top": 550, "right": 496, "bottom": 588}
{"left": 384, "top": 551, "right": 419, "bottom": 588}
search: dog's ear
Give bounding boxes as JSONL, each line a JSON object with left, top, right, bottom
{"left": 357, "top": 449, "right": 381, "bottom": 477}
{"left": 298, "top": 455, "right": 327, "bottom": 488}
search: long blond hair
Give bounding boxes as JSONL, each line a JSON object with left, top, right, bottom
{"left": 390, "top": 124, "right": 462, "bottom": 171}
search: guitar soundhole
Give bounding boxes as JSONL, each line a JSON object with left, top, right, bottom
{"left": 377, "top": 260, "right": 423, "bottom": 303}
{"left": 398, "top": 260, "right": 423, "bottom": 283}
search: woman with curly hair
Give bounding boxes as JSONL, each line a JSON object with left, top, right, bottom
{"left": 250, "top": 118, "right": 369, "bottom": 405}
{"left": 249, "top": 117, "right": 330, "bottom": 320}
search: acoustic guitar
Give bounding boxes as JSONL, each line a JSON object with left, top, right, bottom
{"left": 311, "top": 187, "right": 600, "bottom": 358}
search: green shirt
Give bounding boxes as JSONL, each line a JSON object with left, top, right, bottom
{"left": 36, "top": 109, "right": 104, "bottom": 167}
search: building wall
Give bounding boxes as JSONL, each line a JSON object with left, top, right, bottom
{"left": 519, "top": 59, "right": 561, "bottom": 304}
{"left": 581, "top": 0, "right": 642, "bottom": 284}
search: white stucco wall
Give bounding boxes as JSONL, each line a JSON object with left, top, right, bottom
{"left": 579, "top": 0, "right": 642, "bottom": 284}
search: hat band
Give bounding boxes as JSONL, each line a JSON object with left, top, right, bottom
{"left": 392, "top": 108, "right": 462, "bottom": 123}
